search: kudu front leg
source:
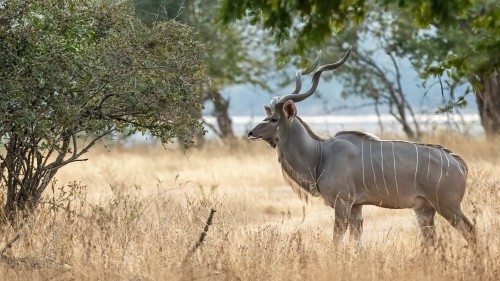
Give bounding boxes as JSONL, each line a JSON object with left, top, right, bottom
{"left": 333, "top": 205, "right": 350, "bottom": 244}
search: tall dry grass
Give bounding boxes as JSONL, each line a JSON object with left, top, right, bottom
{"left": 0, "top": 134, "right": 499, "bottom": 280}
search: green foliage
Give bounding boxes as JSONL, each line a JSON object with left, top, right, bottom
{"left": 219, "top": 0, "right": 500, "bottom": 136}
{"left": 219, "top": 0, "right": 472, "bottom": 53}
{"left": 389, "top": 0, "right": 499, "bottom": 80}
{"left": 386, "top": 0, "right": 499, "bottom": 127}
{"left": 134, "top": 0, "right": 272, "bottom": 92}
{"left": 133, "top": 0, "right": 274, "bottom": 139}
{"left": 0, "top": 0, "right": 205, "bottom": 147}
{"left": 0, "top": 0, "right": 206, "bottom": 216}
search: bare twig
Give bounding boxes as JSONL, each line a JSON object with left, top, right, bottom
{"left": 0, "top": 233, "right": 20, "bottom": 257}
{"left": 201, "top": 118, "right": 223, "bottom": 138}
{"left": 173, "top": 0, "right": 186, "bottom": 21}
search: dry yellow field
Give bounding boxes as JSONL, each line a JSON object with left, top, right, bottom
{"left": 0, "top": 135, "right": 499, "bottom": 280}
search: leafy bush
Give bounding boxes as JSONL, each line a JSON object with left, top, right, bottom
{"left": 0, "top": 0, "right": 206, "bottom": 219}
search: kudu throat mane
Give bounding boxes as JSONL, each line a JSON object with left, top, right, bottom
{"left": 295, "top": 116, "right": 331, "bottom": 141}
{"left": 279, "top": 153, "right": 321, "bottom": 201}
{"left": 276, "top": 116, "right": 325, "bottom": 201}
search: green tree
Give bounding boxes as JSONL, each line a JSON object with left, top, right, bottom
{"left": 390, "top": 0, "right": 500, "bottom": 136}
{"left": 135, "top": 0, "right": 272, "bottom": 139}
{"left": 219, "top": 0, "right": 500, "bottom": 137}
{"left": 0, "top": 0, "right": 205, "bottom": 219}
{"left": 219, "top": 0, "right": 472, "bottom": 52}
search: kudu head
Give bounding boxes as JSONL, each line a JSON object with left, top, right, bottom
{"left": 247, "top": 48, "right": 351, "bottom": 148}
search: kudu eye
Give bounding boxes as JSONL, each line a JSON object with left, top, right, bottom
{"left": 270, "top": 117, "right": 278, "bottom": 123}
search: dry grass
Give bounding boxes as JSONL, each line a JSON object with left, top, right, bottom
{"left": 0, "top": 134, "right": 499, "bottom": 280}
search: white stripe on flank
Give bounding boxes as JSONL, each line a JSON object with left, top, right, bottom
{"left": 436, "top": 148, "right": 443, "bottom": 211}
{"left": 380, "top": 142, "right": 389, "bottom": 194}
{"left": 443, "top": 151, "right": 450, "bottom": 176}
{"left": 413, "top": 144, "right": 419, "bottom": 190}
{"left": 370, "top": 141, "right": 380, "bottom": 192}
{"left": 361, "top": 138, "right": 368, "bottom": 191}
{"left": 391, "top": 141, "right": 399, "bottom": 194}
{"left": 427, "top": 146, "right": 431, "bottom": 181}
{"left": 450, "top": 155, "right": 465, "bottom": 175}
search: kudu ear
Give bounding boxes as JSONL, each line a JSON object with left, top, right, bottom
{"left": 264, "top": 105, "right": 272, "bottom": 117}
{"left": 283, "top": 100, "right": 297, "bottom": 119}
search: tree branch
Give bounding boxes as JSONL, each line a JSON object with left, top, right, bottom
{"left": 201, "top": 118, "right": 223, "bottom": 138}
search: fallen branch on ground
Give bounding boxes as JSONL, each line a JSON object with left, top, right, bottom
{"left": 0, "top": 233, "right": 21, "bottom": 257}
{"left": 190, "top": 208, "right": 216, "bottom": 254}
{"left": 182, "top": 208, "right": 216, "bottom": 264}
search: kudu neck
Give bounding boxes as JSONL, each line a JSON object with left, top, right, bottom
{"left": 278, "top": 117, "right": 321, "bottom": 162}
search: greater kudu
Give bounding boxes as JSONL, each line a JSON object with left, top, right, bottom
{"left": 247, "top": 49, "right": 476, "bottom": 246}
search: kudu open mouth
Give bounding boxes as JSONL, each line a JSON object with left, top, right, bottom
{"left": 248, "top": 131, "right": 277, "bottom": 148}
{"left": 247, "top": 131, "right": 261, "bottom": 140}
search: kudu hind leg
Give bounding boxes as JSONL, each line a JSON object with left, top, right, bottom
{"left": 437, "top": 207, "right": 476, "bottom": 245}
{"left": 414, "top": 205, "right": 437, "bottom": 246}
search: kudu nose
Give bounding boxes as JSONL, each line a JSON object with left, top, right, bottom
{"left": 247, "top": 131, "right": 254, "bottom": 138}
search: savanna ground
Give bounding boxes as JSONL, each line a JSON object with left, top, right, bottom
{"left": 0, "top": 132, "right": 499, "bottom": 280}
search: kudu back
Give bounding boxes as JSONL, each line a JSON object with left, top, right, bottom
{"left": 247, "top": 49, "right": 476, "bottom": 246}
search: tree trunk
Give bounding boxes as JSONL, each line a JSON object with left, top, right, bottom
{"left": 1, "top": 136, "right": 55, "bottom": 222}
{"left": 475, "top": 72, "right": 500, "bottom": 137}
{"left": 389, "top": 99, "right": 418, "bottom": 140}
{"left": 209, "top": 89, "right": 235, "bottom": 139}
